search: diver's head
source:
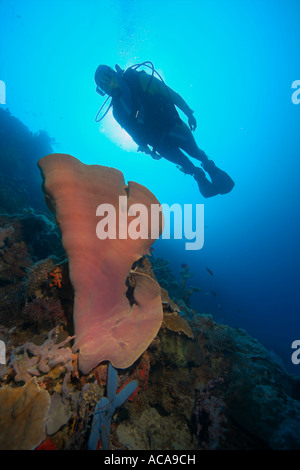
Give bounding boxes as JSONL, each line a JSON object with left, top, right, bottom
{"left": 95, "top": 65, "right": 119, "bottom": 97}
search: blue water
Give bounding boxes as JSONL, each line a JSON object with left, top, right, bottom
{"left": 1, "top": 0, "right": 300, "bottom": 374}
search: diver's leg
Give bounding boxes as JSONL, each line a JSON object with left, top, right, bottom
{"left": 167, "top": 122, "right": 235, "bottom": 195}
{"left": 154, "top": 142, "right": 220, "bottom": 198}
{"left": 155, "top": 143, "right": 195, "bottom": 173}
{"left": 167, "top": 121, "right": 210, "bottom": 164}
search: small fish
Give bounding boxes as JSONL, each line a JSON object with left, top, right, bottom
{"left": 206, "top": 267, "right": 214, "bottom": 276}
{"left": 204, "top": 291, "right": 215, "bottom": 297}
{"left": 181, "top": 263, "right": 189, "bottom": 269}
{"left": 149, "top": 247, "right": 154, "bottom": 252}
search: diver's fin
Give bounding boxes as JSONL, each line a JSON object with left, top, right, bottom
{"left": 201, "top": 160, "right": 235, "bottom": 195}
{"left": 193, "top": 168, "right": 220, "bottom": 198}
{"left": 213, "top": 169, "right": 235, "bottom": 195}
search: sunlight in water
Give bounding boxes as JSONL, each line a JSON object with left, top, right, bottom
{"left": 98, "top": 111, "right": 137, "bottom": 152}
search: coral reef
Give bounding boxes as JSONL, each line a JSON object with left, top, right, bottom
{"left": 0, "top": 108, "right": 53, "bottom": 214}
{"left": 192, "top": 377, "right": 227, "bottom": 449}
{"left": 0, "top": 224, "right": 14, "bottom": 248}
{"left": 0, "top": 216, "right": 32, "bottom": 323}
{"left": 189, "top": 315, "right": 300, "bottom": 449}
{"left": 162, "top": 310, "right": 194, "bottom": 338}
{"left": 1, "top": 209, "right": 300, "bottom": 450}
{"left": 23, "top": 298, "right": 66, "bottom": 329}
{"left": 0, "top": 212, "right": 65, "bottom": 326}
{"left": 88, "top": 364, "right": 137, "bottom": 450}
{"left": 25, "top": 257, "right": 57, "bottom": 300}
{"left": 20, "top": 211, "right": 64, "bottom": 260}
{"left": 0, "top": 220, "right": 32, "bottom": 281}
{"left": 1, "top": 249, "right": 300, "bottom": 450}
{"left": 0, "top": 121, "right": 300, "bottom": 450}
{"left": 47, "top": 392, "right": 72, "bottom": 435}
{"left": 0, "top": 378, "right": 51, "bottom": 450}
{"left": 149, "top": 256, "right": 201, "bottom": 313}
{"left": 5, "top": 326, "right": 74, "bottom": 383}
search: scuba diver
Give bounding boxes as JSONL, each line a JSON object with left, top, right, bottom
{"left": 94, "top": 61, "right": 234, "bottom": 198}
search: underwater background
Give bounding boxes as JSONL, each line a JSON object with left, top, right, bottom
{"left": 1, "top": 0, "right": 299, "bottom": 374}
{"left": 1, "top": 0, "right": 300, "bottom": 452}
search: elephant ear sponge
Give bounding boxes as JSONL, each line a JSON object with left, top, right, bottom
{"left": 38, "top": 154, "right": 164, "bottom": 374}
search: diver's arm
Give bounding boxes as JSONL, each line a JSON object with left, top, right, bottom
{"left": 166, "top": 86, "right": 197, "bottom": 131}
{"left": 139, "top": 73, "right": 197, "bottom": 130}
{"left": 165, "top": 86, "right": 194, "bottom": 117}
{"left": 140, "top": 73, "right": 194, "bottom": 116}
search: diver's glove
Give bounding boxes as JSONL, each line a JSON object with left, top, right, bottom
{"left": 150, "top": 149, "right": 162, "bottom": 160}
{"left": 188, "top": 113, "right": 197, "bottom": 131}
{"left": 137, "top": 144, "right": 151, "bottom": 155}
{"left": 137, "top": 144, "right": 162, "bottom": 160}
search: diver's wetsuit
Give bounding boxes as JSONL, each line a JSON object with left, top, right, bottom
{"left": 111, "top": 70, "right": 234, "bottom": 198}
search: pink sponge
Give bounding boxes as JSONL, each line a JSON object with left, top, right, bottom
{"left": 38, "top": 154, "right": 163, "bottom": 374}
